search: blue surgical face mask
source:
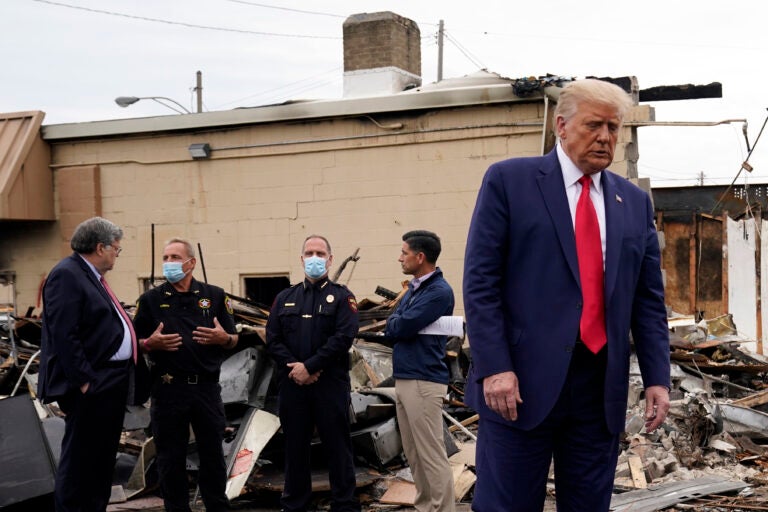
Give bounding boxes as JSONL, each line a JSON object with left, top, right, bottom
{"left": 163, "top": 259, "right": 191, "bottom": 283}
{"left": 304, "top": 255, "right": 327, "bottom": 279}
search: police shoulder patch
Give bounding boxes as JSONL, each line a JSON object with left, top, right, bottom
{"left": 347, "top": 296, "right": 358, "bottom": 313}
{"left": 225, "top": 296, "right": 234, "bottom": 315}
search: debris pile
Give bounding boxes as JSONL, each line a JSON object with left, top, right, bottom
{"left": 2, "top": 295, "right": 768, "bottom": 511}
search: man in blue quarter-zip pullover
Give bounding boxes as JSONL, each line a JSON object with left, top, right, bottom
{"left": 385, "top": 230, "right": 455, "bottom": 512}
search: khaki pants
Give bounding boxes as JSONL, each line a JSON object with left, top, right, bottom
{"left": 395, "top": 379, "right": 456, "bottom": 512}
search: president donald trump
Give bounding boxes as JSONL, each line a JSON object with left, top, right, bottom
{"left": 463, "top": 79, "right": 671, "bottom": 511}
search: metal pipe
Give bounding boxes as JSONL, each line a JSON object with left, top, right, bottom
{"left": 197, "top": 243, "right": 208, "bottom": 284}
{"left": 195, "top": 70, "right": 203, "bottom": 114}
{"left": 441, "top": 409, "right": 477, "bottom": 441}
{"left": 49, "top": 121, "right": 545, "bottom": 168}
{"left": 625, "top": 119, "right": 747, "bottom": 127}
{"left": 11, "top": 349, "right": 41, "bottom": 397}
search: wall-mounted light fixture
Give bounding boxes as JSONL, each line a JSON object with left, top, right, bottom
{"left": 188, "top": 143, "right": 212, "bottom": 159}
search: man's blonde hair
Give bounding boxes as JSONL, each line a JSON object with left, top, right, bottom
{"left": 554, "top": 79, "right": 634, "bottom": 125}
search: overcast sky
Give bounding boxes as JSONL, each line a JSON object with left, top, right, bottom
{"left": 3, "top": 0, "right": 766, "bottom": 189}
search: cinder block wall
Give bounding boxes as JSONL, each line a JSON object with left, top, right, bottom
{"left": 343, "top": 11, "right": 421, "bottom": 76}
{"left": 4, "top": 101, "right": 645, "bottom": 316}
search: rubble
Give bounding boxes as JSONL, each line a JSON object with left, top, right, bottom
{"left": 2, "top": 291, "right": 768, "bottom": 511}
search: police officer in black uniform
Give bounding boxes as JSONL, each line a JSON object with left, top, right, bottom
{"left": 266, "top": 234, "right": 361, "bottom": 512}
{"left": 133, "top": 238, "right": 238, "bottom": 512}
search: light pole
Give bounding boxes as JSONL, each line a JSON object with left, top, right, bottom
{"left": 114, "top": 96, "right": 192, "bottom": 114}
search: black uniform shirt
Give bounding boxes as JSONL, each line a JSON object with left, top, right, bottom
{"left": 133, "top": 279, "right": 236, "bottom": 375}
{"left": 266, "top": 277, "right": 358, "bottom": 380}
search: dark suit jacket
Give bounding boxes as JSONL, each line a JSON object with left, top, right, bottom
{"left": 463, "top": 150, "right": 670, "bottom": 434}
{"left": 38, "top": 253, "right": 133, "bottom": 402}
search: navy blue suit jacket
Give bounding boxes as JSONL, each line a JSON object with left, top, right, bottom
{"left": 38, "top": 253, "right": 129, "bottom": 402}
{"left": 463, "top": 150, "right": 670, "bottom": 434}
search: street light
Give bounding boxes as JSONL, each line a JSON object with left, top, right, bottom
{"left": 114, "top": 96, "right": 192, "bottom": 114}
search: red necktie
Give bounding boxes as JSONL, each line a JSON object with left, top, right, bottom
{"left": 101, "top": 276, "right": 138, "bottom": 364}
{"left": 575, "top": 175, "right": 607, "bottom": 353}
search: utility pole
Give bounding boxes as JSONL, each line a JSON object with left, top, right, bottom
{"left": 698, "top": 171, "right": 705, "bottom": 186}
{"left": 437, "top": 20, "right": 444, "bottom": 82}
{"left": 194, "top": 70, "right": 203, "bottom": 113}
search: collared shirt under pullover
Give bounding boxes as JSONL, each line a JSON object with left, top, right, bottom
{"left": 386, "top": 268, "right": 454, "bottom": 384}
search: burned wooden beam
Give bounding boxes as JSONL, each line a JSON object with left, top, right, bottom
{"left": 374, "top": 285, "right": 398, "bottom": 301}
{"left": 639, "top": 82, "right": 722, "bottom": 102}
{"left": 587, "top": 76, "right": 722, "bottom": 102}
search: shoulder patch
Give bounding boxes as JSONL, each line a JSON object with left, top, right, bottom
{"left": 225, "top": 296, "right": 234, "bottom": 315}
{"left": 347, "top": 296, "right": 358, "bottom": 313}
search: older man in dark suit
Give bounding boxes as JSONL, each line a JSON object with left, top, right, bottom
{"left": 463, "top": 79, "right": 671, "bottom": 511}
{"left": 38, "top": 216, "right": 137, "bottom": 512}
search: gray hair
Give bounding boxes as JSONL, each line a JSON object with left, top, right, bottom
{"left": 165, "top": 238, "right": 196, "bottom": 259}
{"left": 70, "top": 217, "right": 123, "bottom": 254}
{"left": 302, "top": 234, "right": 332, "bottom": 255}
{"left": 554, "top": 79, "right": 634, "bottom": 125}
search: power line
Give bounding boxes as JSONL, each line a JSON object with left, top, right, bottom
{"left": 223, "top": 0, "right": 345, "bottom": 18}
{"left": 31, "top": 0, "right": 341, "bottom": 39}
{"left": 449, "top": 27, "right": 762, "bottom": 52}
{"left": 711, "top": 110, "right": 768, "bottom": 213}
{"left": 443, "top": 31, "right": 486, "bottom": 70}
{"left": 214, "top": 68, "right": 342, "bottom": 108}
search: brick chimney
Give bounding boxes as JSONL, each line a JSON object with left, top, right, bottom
{"left": 342, "top": 12, "right": 422, "bottom": 97}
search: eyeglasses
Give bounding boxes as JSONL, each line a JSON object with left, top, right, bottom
{"left": 105, "top": 244, "right": 122, "bottom": 256}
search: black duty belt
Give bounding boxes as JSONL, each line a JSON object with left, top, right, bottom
{"left": 153, "top": 370, "right": 220, "bottom": 385}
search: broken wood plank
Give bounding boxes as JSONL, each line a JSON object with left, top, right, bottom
{"left": 380, "top": 479, "right": 416, "bottom": 506}
{"left": 448, "top": 441, "right": 476, "bottom": 468}
{"left": 638, "top": 82, "right": 722, "bottom": 102}
{"left": 731, "top": 388, "right": 768, "bottom": 408}
{"left": 614, "top": 476, "right": 636, "bottom": 489}
{"left": 452, "top": 464, "right": 476, "bottom": 501}
{"left": 357, "top": 319, "right": 387, "bottom": 333}
{"left": 627, "top": 455, "right": 647, "bottom": 489}
{"left": 735, "top": 435, "right": 768, "bottom": 456}
{"left": 361, "top": 359, "right": 381, "bottom": 387}
{"left": 448, "top": 413, "right": 479, "bottom": 433}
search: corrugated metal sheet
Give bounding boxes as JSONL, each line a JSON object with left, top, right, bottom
{"left": 0, "top": 111, "right": 54, "bottom": 220}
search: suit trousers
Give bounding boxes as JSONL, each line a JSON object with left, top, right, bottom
{"left": 55, "top": 375, "right": 128, "bottom": 512}
{"left": 395, "top": 379, "right": 455, "bottom": 512}
{"left": 472, "top": 342, "right": 620, "bottom": 512}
